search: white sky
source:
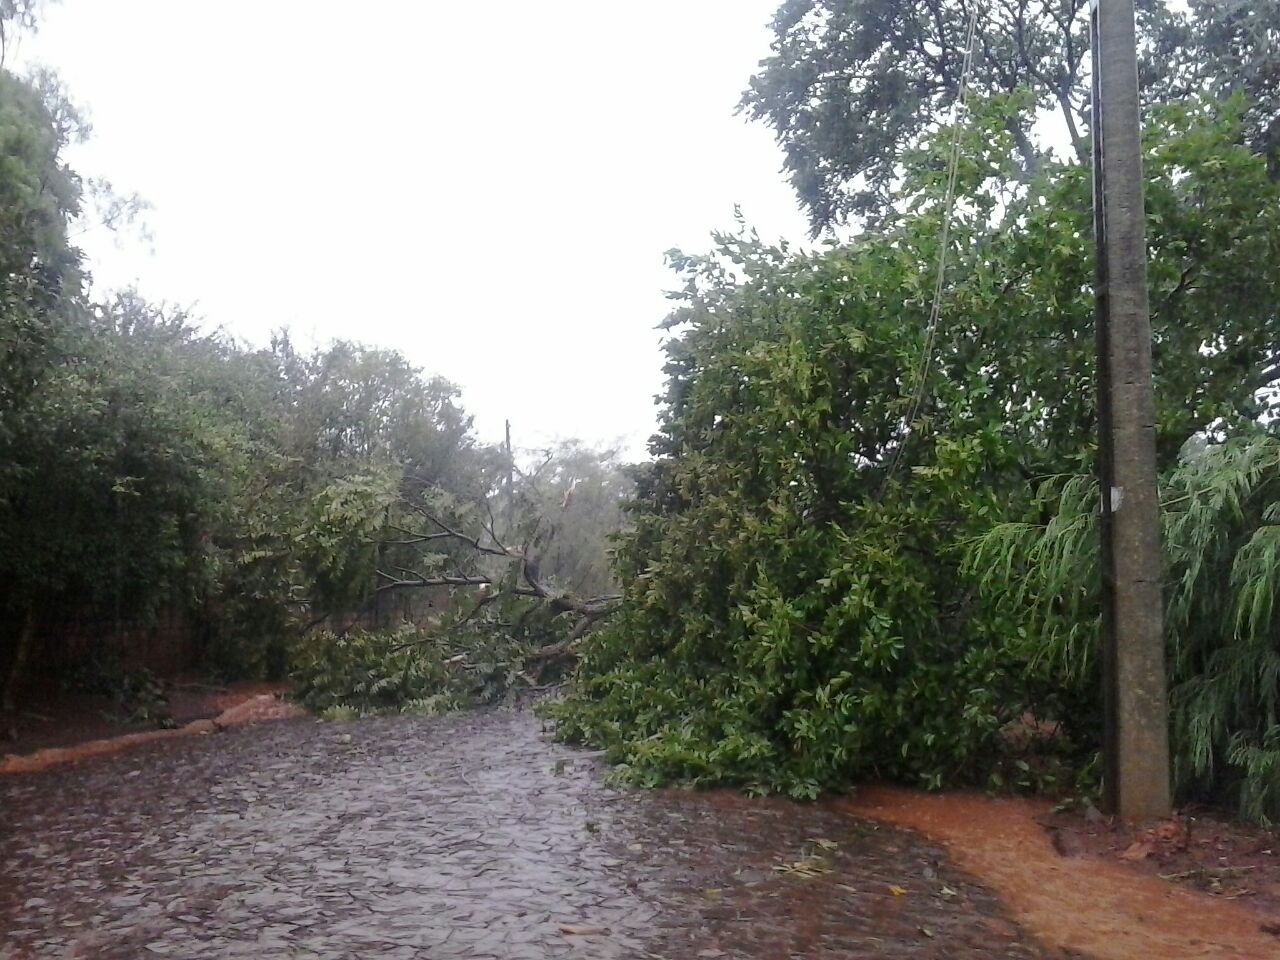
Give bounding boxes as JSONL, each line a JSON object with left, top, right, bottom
{"left": 14, "top": 0, "right": 810, "bottom": 459}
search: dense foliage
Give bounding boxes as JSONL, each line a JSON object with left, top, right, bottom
{"left": 0, "top": 27, "right": 631, "bottom": 712}
{"left": 744, "top": 0, "right": 1280, "bottom": 232}
{"left": 971, "top": 434, "right": 1280, "bottom": 822}
{"left": 551, "top": 92, "right": 1280, "bottom": 814}
{"left": 291, "top": 625, "right": 530, "bottom": 719}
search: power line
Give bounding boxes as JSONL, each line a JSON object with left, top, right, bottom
{"left": 883, "top": 7, "right": 981, "bottom": 488}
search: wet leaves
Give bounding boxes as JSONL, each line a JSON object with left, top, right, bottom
{"left": 558, "top": 923, "right": 610, "bottom": 936}
{"left": 773, "top": 856, "right": 833, "bottom": 878}
{"left": 774, "top": 838, "right": 841, "bottom": 878}
{"left": 1120, "top": 840, "right": 1155, "bottom": 861}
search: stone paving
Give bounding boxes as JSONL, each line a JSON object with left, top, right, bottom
{"left": 0, "top": 709, "right": 1060, "bottom": 959}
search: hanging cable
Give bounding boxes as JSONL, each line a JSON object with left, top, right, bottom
{"left": 882, "top": 7, "right": 982, "bottom": 489}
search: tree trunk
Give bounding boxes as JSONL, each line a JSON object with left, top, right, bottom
{"left": 2, "top": 606, "right": 36, "bottom": 714}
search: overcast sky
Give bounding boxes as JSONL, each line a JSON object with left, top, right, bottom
{"left": 15, "top": 1, "right": 810, "bottom": 458}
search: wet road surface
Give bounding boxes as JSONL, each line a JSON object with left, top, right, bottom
{"left": 1, "top": 709, "right": 1058, "bottom": 959}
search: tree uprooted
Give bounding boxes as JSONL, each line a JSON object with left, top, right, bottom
{"left": 367, "top": 448, "right": 627, "bottom": 676}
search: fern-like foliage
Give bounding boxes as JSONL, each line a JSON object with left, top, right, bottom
{"left": 967, "top": 432, "right": 1280, "bottom": 821}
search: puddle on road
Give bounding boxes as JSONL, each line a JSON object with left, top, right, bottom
{"left": 619, "top": 786, "right": 1053, "bottom": 958}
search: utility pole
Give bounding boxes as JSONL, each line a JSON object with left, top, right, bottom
{"left": 1090, "top": 0, "right": 1171, "bottom": 819}
{"left": 504, "top": 419, "right": 515, "bottom": 536}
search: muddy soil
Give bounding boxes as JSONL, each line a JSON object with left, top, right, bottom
{"left": 1044, "top": 802, "right": 1280, "bottom": 914}
{"left": 842, "top": 787, "right": 1280, "bottom": 959}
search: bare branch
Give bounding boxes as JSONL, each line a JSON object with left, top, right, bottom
{"left": 376, "top": 526, "right": 459, "bottom": 546}
{"left": 375, "top": 570, "right": 493, "bottom": 593}
{"left": 481, "top": 495, "right": 511, "bottom": 554}
{"left": 401, "top": 507, "right": 517, "bottom": 559}
{"left": 522, "top": 599, "right": 620, "bottom": 677}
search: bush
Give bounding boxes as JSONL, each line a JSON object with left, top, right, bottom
{"left": 60, "top": 655, "right": 174, "bottom": 727}
{"left": 544, "top": 216, "right": 1044, "bottom": 797}
{"left": 546, "top": 497, "right": 1038, "bottom": 798}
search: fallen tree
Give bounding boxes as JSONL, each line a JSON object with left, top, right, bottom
{"left": 289, "top": 443, "right": 630, "bottom": 708}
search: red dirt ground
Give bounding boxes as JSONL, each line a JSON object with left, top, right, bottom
{"left": 1044, "top": 802, "right": 1280, "bottom": 911}
{"left": 841, "top": 787, "right": 1280, "bottom": 959}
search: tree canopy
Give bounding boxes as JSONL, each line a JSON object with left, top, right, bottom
{"left": 742, "top": 0, "right": 1280, "bottom": 231}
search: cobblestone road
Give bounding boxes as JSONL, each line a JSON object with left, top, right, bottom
{"left": 0, "top": 709, "right": 1059, "bottom": 959}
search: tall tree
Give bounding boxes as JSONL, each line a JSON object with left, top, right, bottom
{"left": 741, "top": 0, "right": 1279, "bottom": 232}
{"left": 554, "top": 95, "right": 1280, "bottom": 807}
{"left": 0, "top": 57, "right": 87, "bottom": 710}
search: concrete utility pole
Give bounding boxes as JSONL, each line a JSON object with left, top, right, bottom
{"left": 504, "top": 419, "right": 515, "bottom": 534}
{"left": 1090, "top": 0, "right": 1171, "bottom": 819}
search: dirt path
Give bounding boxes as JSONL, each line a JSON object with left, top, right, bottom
{"left": 842, "top": 787, "right": 1279, "bottom": 960}
{"left": 1, "top": 710, "right": 1051, "bottom": 959}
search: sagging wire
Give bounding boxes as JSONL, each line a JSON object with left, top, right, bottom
{"left": 881, "top": 6, "right": 982, "bottom": 490}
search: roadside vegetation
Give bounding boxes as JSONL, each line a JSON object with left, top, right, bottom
{"left": 0, "top": 6, "right": 630, "bottom": 725}
{"left": 551, "top": 2, "right": 1280, "bottom": 822}
{"left": 5, "top": 1, "right": 1280, "bottom": 823}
